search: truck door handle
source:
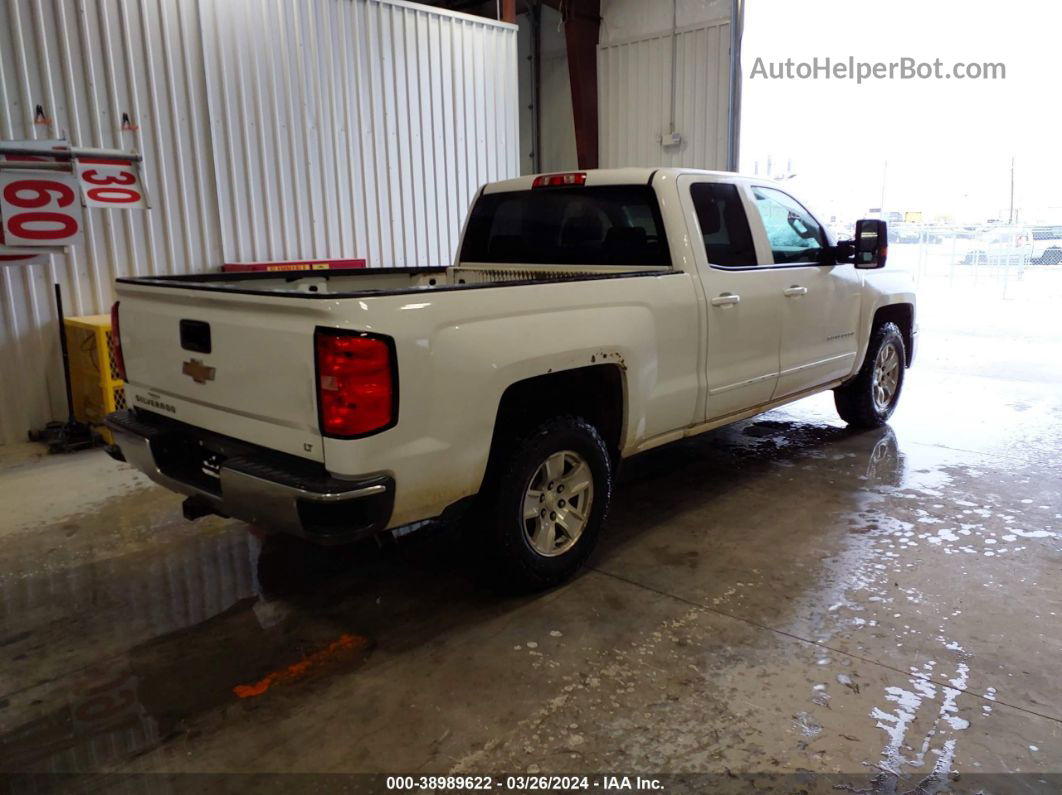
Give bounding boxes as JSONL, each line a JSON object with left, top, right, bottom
{"left": 783, "top": 285, "right": 808, "bottom": 297}
{"left": 710, "top": 293, "right": 741, "bottom": 306}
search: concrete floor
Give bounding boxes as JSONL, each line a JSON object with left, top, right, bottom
{"left": 1, "top": 283, "right": 1060, "bottom": 792}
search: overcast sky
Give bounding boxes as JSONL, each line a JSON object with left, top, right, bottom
{"left": 740, "top": 0, "right": 1062, "bottom": 224}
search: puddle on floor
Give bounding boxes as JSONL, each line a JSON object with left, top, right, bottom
{"left": 624, "top": 403, "right": 1060, "bottom": 787}
{"left": 2, "top": 360, "right": 1059, "bottom": 783}
{"left": 0, "top": 530, "right": 386, "bottom": 775}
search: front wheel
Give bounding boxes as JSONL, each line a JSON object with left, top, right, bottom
{"left": 479, "top": 416, "right": 612, "bottom": 592}
{"left": 834, "top": 322, "right": 906, "bottom": 428}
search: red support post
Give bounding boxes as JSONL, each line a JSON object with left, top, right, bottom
{"left": 563, "top": 0, "right": 600, "bottom": 170}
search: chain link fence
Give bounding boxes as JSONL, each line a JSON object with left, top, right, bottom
{"left": 880, "top": 223, "right": 1062, "bottom": 302}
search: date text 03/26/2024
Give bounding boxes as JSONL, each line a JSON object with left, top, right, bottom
{"left": 385, "top": 775, "right": 664, "bottom": 791}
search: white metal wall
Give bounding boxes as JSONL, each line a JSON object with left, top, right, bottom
{"left": 0, "top": 0, "right": 519, "bottom": 445}
{"left": 598, "top": 20, "right": 731, "bottom": 169}
{"left": 201, "top": 0, "right": 519, "bottom": 269}
{"left": 0, "top": 0, "right": 222, "bottom": 446}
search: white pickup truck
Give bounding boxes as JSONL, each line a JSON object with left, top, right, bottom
{"left": 106, "top": 168, "right": 916, "bottom": 589}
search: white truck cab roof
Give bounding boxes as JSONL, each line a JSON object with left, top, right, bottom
{"left": 482, "top": 167, "right": 763, "bottom": 194}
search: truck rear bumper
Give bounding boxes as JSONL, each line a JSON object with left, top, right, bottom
{"left": 105, "top": 409, "right": 394, "bottom": 544}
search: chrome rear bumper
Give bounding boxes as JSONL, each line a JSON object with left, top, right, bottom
{"left": 105, "top": 409, "right": 393, "bottom": 544}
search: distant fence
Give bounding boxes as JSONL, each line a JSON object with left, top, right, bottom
{"left": 881, "top": 224, "right": 1062, "bottom": 301}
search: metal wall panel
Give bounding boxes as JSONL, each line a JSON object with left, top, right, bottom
{"left": 0, "top": 0, "right": 222, "bottom": 445}
{"left": 598, "top": 21, "right": 731, "bottom": 170}
{"left": 0, "top": 0, "right": 519, "bottom": 445}
{"left": 199, "top": 0, "right": 520, "bottom": 269}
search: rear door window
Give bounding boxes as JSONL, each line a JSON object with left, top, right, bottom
{"left": 459, "top": 185, "right": 671, "bottom": 266}
{"left": 689, "top": 182, "right": 758, "bottom": 267}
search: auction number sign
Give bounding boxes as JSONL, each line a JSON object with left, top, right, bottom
{"left": 0, "top": 146, "right": 147, "bottom": 252}
{"left": 0, "top": 171, "right": 84, "bottom": 247}
{"left": 75, "top": 157, "right": 147, "bottom": 208}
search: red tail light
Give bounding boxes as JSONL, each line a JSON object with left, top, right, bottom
{"left": 110, "top": 300, "right": 127, "bottom": 380}
{"left": 315, "top": 330, "right": 396, "bottom": 437}
{"left": 532, "top": 172, "right": 586, "bottom": 188}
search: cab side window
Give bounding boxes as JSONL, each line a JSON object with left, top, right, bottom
{"left": 690, "top": 182, "right": 758, "bottom": 267}
{"left": 751, "top": 186, "right": 827, "bottom": 264}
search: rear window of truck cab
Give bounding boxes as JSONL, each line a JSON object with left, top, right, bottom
{"left": 459, "top": 185, "right": 671, "bottom": 266}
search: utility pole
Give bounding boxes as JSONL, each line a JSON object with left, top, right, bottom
{"left": 880, "top": 160, "right": 888, "bottom": 213}
{"left": 1008, "top": 156, "right": 1015, "bottom": 225}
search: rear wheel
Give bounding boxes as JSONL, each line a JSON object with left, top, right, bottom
{"left": 479, "top": 416, "right": 612, "bottom": 592}
{"left": 834, "top": 322, "right": 906, "bottom": 428}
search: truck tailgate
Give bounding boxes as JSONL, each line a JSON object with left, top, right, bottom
{"left": 117, "top": 286, "right": 327, "bottom": 462}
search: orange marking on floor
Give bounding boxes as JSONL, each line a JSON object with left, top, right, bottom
{"left": 233, "top": 633, "right": 369, "bottom": 698}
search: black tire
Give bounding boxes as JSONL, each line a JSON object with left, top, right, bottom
{"left": 478, "top": 416, "right": 612, "bottom": 592}
{"left": 834, "top": 322, "right": 906, "bottom": 429}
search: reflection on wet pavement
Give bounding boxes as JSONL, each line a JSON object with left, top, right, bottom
{"left": 1, "top": 290, "right": 1060, "bottom": 789}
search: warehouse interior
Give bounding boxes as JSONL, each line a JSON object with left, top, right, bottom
{"left": 1, "top": 0, "right": 1060, "bottom": 790}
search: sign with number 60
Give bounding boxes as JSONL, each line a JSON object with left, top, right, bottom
{"left": 0, "top": 172, "right": 84, "bottom": 247}
{"left": 75, "top": 157, "right": 147, "bottom": 208}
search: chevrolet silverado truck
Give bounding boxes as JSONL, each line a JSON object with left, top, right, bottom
{"left": 106, "top": 168, "right": 917, "bottom": 589}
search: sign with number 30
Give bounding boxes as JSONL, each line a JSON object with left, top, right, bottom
{"left": 75, "top": 157, "right": 147, "bottom": 209}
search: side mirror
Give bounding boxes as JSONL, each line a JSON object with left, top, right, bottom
{"left": 854, "top": 219, "right": 888, "bottom": 269}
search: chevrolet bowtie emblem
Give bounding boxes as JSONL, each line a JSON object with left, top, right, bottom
{"left": 182, "top": 358, "right": 216, "bottom": 384}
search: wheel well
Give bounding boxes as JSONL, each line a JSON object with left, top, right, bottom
{"left": 873, "top": 303, "right": 914, "bottom": 366}
{"left": 489, "top": 365, "right": 625, "bottom": 464}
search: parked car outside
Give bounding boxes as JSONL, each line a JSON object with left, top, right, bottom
{"left": 961, "top": 226, "right": 1033, "bottom": 266}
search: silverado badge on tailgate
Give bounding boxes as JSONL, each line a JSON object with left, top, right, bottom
{"left": 181, "top": 358, "right": 216, "bottom": 384}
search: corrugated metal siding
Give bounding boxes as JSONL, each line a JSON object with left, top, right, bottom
{"left": 200, "top": 0, "right": 519, "bottom": 268}
{"left": 0, "top": 0, "right": 222, "bottom": 445}
{"left": 0, "top": 0, "right": 519, "bottom": 445}
{"left": 598, "top": 21, "right": 731, "bottom": 170}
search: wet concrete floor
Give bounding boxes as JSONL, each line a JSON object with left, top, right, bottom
{"left": 1, "top": 291, "right": 1060, "bottom": 792}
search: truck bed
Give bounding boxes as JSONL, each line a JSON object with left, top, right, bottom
{"left": 117, "top": 263, "right": 669, "bottom": 298}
